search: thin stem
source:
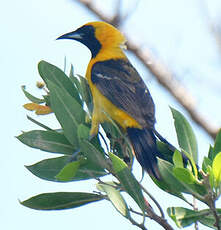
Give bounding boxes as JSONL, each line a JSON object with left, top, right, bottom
{"left": 147, "top": 210, "right": 174, "bottom": 230}
{"left": 130, "top": 208, "right": 175, "bottom": 230}
{"left": 140, "top": 184, "right": 165, "bottom": 218}
{"left": 129, "top": 208, "right": 150, "bottom": 217}
{"left": 129, "top": 188, "right": 174, "bottom": 230}
{"left": 202, "top": 171, "right": 221, "bottom": 230}
{"left": 26, "top": 115, "right": 53, "bottom": 131}
{"left": 128, "top": 216, "right": 148, "bottom": 230}
{"left": 193, "top": 197, "right": 199, "bottom": 230}
{"left": 208, "top": 198, "right": 221, "bottom": 230}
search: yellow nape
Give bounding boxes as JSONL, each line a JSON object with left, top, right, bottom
{"left": 89, "top": 83, "right": 141, "bottom": 136}
{"left": 85, "top": 21, "right": 127, "bottom": 60}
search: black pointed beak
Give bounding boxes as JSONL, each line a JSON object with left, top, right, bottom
{"left": 56, "top": 31, "right": 82, "bottom": 41}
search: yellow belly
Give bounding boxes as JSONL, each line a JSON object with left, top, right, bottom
{"left": 89, "top": 85, "right": 141, "bottom": 135}
{"left": 86, "top": 58, "right": 141, "bottom": 136}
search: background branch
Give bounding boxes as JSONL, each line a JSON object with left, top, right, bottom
{"left": 74, "top": 0, "right": 219, "bottom": 139}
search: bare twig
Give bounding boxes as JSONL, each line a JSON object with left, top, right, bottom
{"left": 201, "top": 171, "right": 221, "bottom": 230}
{"left": 140, "top": 184, "right": 165, "bottom": 218}
{"left": 74, "top": 0, "right": 219, "bottom": 139}
{"left": 193, "top": 197, "right": 199, "bottom": 230}
{"left": 129, "top": 208, "right": 174, "bottom": 230}
{"left": 128, "top": 216, "right": 148, "bottom": 230}
{"left": 129, "top": 207, "right": 149, "bottom": 217}
{"left": 209, "top": 198, "right": 221, "bottom": 230}
{"left": 146, "top": 210, "right": 174, "bottom": 230}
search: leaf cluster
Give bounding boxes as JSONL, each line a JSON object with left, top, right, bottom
{"left": 18, "top": 61, "right": 221, "bottom": 230}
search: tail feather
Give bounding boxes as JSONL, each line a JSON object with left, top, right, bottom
{"left": 127, "top": 127, "right": 161, "bottom": 179}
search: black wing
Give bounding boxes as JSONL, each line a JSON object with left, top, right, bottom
{"left": 91, "top": 58, "right": 156, "bottom": 128}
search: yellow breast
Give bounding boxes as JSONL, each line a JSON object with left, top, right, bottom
{"left": 86, "top": 59, "right": 141, "bottom": 131}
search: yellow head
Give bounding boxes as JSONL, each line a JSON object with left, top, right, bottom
{"left": 57, "top": 21, "right": 126, "bottom": 58}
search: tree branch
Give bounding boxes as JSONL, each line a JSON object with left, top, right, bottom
{"left": 209, "top": 199, "right": 221, "bottom": 230}
{"left": 147, "top": 210, "right": 174, "bottom": 230}
{"left": 140, "top": 184, "right": 165, "bottom": 218}
{"left": 129, "top": 208, "right": 175, "bottom": 230}
{"left": 74, "top": 0, "right": 219, "bottom": 139}
{"left": 199, "top": 0, "right": 221, "bottom": 56}
{"left": 128, "top": 216, "right": 148, "bottom": 230}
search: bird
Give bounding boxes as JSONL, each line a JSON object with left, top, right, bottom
{"left": 57, "top": 21, "right": 163, "bottom": 179}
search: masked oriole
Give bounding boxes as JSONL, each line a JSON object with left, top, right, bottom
{"left": 57, "top": 21, "right": 162, "bottom": 179}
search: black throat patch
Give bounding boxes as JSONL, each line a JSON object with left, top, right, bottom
{"left": 75, "top": 25, "right": 102, "bottom": 58}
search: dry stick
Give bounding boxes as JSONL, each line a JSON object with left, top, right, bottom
{"left": 75, "top": 0, "right": 219, "bottom": 139}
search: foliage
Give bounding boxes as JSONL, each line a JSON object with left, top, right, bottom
{"left": 18, "top": 61, "right": 221, "bottom": 230}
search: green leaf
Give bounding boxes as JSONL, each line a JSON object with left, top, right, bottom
{"left": 198, "top": 209, "right": 221, "bottom": 228}
{"left": 110, "top": 152, "right": 128, "bottom": 173}
{"left": 77, "top": 124, "right": 105, "bottom": 159}
{"left": 21, "top": 85, "right": 45, "bottom": 104}
{"left": 167, "top": 207, "right": 201, "bottom": 228}
{"left": 212, "top": 152, "right": 221, "bottom": 186}
{"left": 79, "top": 139, "right": 107, "bottom": 171}
{"left": 26, "top": 156, "right": 70, "bottom": 181}
{"left": 153, "top": 177, "right": 187, "bottom": 202}
{"left": 55, "top": 161, "right": 80, "bottom": 181}
{"left": 97, "top": 183, "right": 130, "bottom": 218}
{"left": 158, "top": 159, "right": 187, "bottom": 193}
{"left": 173, "top": 150, "right": 184, "bottom": 168}
{"left": 48, "top": 80, "right": 85, "bottom": 124}
{"left": 43, "top": 95, "right": 51, "bottom": 106}
{"left": 27, "top": 115, "right": 53, "bottom": 131}
{"left": 208, "top": 145, "right": 214, "bottom": 160}
{"left": 171, "top": 107, "right": 198, "bottom": 163}
{"left": 47, "top": 80, "right": 85, "bottom": 146}
{"left": 38, "top": 60, "right": 82, "bottom": 105}
{"left": 168, "top": 207, "right": 221, "bottom": 229}
{"left": 69, "top": 64, "right": 74, "bottom": 78}
{"left": 155, "top": 159, "right": 191, "bottom": 201}
{"left": 207, "top": 165, "right": 215, "bottom": 189}
{"left": 157, "top": 159, "right": 207, "bottom": 198}
{"left": 173, "top": 168, "right": 196, "bottom": 184}
{"left": 69, "top": 74, "right": 81, "bottom": 95}
{"left": 21, "top": 192, "right": 103, "bottom": 210}
{"left": 17, "top": 130, "right": 75, "bottom": 154}
{"left": 102, "top": 122, "right": 122, "bottom": 140}
{"left": 202, "top": 157, "right": 212, "bottom": 173}
{"left": 181, "top": 149, "right": 198, "bottom": 178}
{"left": 79, "top": 75, "right": 93, "bottom": 113}
{"left": 212, "top": 129, "right": 221, "bottom": 160}
{"left": 109, "top": 152, "right": 146, "bottom": 213}
{"left": 77, "top": 124, "right": 90, "bottom": 140}
{"left": 156, "top": 140, "right": 174, "bottom": 164}
{"left": 26, "top": 156, "right": 107, "bottom": 182}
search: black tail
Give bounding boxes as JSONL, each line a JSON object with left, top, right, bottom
{"left": 127, "top": 127, "right": 161, "bottom": 179}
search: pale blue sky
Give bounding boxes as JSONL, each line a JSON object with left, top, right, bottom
{"left": 1, "top": 0, "right": 221, "bottom": 229}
